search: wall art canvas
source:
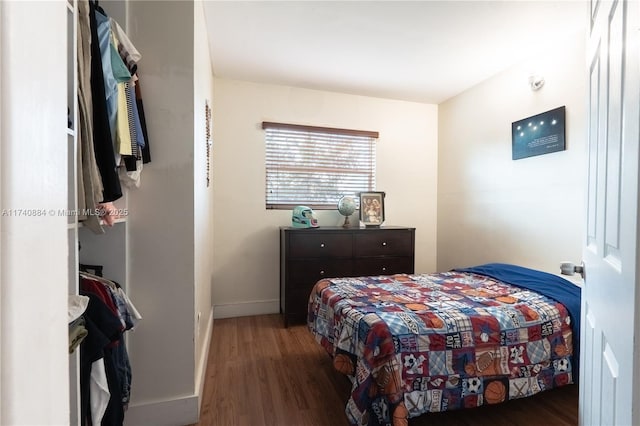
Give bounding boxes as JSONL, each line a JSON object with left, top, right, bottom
{"left": 512, "top": 106, "right": 565, "bottom": 160}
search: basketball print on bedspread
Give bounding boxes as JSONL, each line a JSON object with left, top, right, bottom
{"left": 334, "top": 352, "right": 356, "bottom": 376}
{"left": 484, "top": 379, "right": 508, "bottom": 404}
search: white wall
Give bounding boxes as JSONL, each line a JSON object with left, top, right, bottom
{"left": 437, "top": 31, "right": 587, "bottom": 274}
{"left": 211, "top": 79, "right": 438, "bottom": 317}
{"left": 193, "top": 0, "right": 215, "bottom": 410}
{"left": 126, "top": 1, "right": 199, "bottom": 424}
{"left": 0, "top": 1, "right": 69, "bottom": 424}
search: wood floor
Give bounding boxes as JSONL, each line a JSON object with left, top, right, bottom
{"left": 191, "top": 314, "right": 578, "bottom": 426}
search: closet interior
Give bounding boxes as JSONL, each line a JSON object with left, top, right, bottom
{"left": 67, "top": 0, "right": 149, "bottom": 423}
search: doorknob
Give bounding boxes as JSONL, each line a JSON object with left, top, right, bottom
{"left": 560, "top": 261, "right": 585, "bottom": 280}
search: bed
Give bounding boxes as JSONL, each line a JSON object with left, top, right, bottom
{"left": 307, "top": 263, "right": 581, "bottom": 426}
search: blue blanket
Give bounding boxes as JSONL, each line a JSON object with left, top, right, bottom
{"left": 454, "top": 263, "right": 581, "bottom": 376}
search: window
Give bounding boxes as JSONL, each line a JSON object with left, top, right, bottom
{"left": 263, "top": 122, "right": 378, "bottom": 209}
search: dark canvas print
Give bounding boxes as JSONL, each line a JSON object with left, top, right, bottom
{"left": 512, "top": 106, "right": 566, "bottom": 160}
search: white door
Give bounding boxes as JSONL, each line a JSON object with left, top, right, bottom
{"left": 581, "top": 0, "right": 640, "bottom": 425}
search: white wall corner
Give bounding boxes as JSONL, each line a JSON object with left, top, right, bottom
{"left": 124, "top": 307, "right": 213, "bottom": 426}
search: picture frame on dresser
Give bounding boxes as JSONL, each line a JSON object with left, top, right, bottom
{"left": 359, "top": 191, "right": 385, "bottom": 227}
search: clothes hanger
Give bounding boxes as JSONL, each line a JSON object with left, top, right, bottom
{"left": 93, "top": 0, "right": 106, "bottom": 16}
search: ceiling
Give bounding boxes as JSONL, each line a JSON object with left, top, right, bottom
{"left": 203, "top": 1, "right": 587, "bottom": 104}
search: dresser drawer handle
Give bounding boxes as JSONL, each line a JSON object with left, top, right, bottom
{"left": 320, "top": 243, "right": 325, "bottom": 248}
{"left": 382, "top": 242, "right": 387, "bottom": 247}
{"left": 320, "top": 270, "right": 325, "bottom": 276}
{"left": 382, "top": 267, "right": 387, "bottom": 272}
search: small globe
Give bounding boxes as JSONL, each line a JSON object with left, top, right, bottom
{"left": 337, "top": 196, "right": 356, "bottom": 217}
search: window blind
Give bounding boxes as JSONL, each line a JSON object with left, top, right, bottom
{"left": 263, "top": 122, "right": 378, "bottom": 209}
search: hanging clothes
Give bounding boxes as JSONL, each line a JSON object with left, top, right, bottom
{"left": 109, "top": 16, "right": 151, "bottom": 184}
{"left": 124, "top": 81, "right": 138, "bottom": 159}
{"left": 76, "top": 0, "right": 152, "bottom": 234}
{"left": 77, "top": 0, "right": 105, "bottom": 234}
{"left": 120, "top": 82, "right": 140, "bottom": 185}
{"left": 110, "top": 18, "right": 141, "bottom": 74}
{"left": 135, "top": 81, "right": 152, "bottom": 165}
{"left": 79, "top": 271, "right": 142, "bottom": 425}
{"left": 94, "top": 7, "right": 131, "bottom": 166}
{"left": 89, "top": 0, "right": 123, "bottom": 203}
{"left": 79, "top": 289, "right": 123, "bottom": 426}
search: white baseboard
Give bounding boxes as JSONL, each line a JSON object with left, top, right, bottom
{"left": 213, "top": 299, "right": 279, "bottom": 319}
{"left": 124, "top": 308, "right": 214, "bottom": 426}
{"left": 124, "top": 395, "right": 199, "bottom": 426}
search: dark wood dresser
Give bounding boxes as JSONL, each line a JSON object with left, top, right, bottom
{"left": 280, "top": 226, "right": 415, "bottom": 327}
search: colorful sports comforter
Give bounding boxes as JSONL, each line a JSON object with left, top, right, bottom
{"left": 307, "top": 263, "right": 581, "bottom": 426}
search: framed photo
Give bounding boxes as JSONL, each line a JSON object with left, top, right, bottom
{"left": 359, "top": 191, "right": 385, "bottom": 227}
{"left": 512, "top": 106, "right": 566, "bottom": 160}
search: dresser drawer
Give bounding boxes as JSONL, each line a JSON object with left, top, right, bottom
{"left": 288, "top": 232, "right": 352, "bottom": 258}
{"left": 353, "top": 257, "right": 414, "bottom": 276}
{"left": 354, "top": 230, "right": 414, "bottom": 257}
{"left": 287, "top": 258, "right": 353, "bottom": 286}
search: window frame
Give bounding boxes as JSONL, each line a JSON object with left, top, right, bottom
{"left": 263, "top": 121, "right": 379, "bottom": 210}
